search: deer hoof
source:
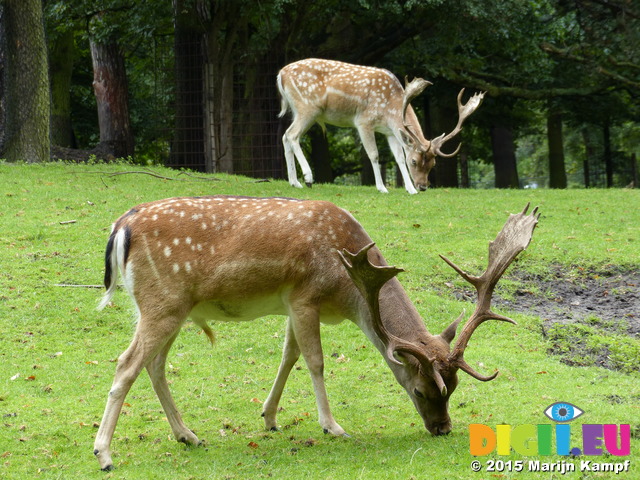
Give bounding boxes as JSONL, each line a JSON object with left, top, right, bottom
{"left": 305, "top": 182, "right": 313, "bottom": 188}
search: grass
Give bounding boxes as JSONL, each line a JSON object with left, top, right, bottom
{"left": 1, "top": 162, "right": 638, "bottom": 479}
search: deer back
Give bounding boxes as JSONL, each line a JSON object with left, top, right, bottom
{"left": 102, "top": 196, "right": 379, "bottom": 321}
{"left": 278, "top": 58, "right": 408, "bottom": 133}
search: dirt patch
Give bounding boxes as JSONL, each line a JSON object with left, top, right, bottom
{"left": 446, "top": 267, "right": 640, "bottom": 372}
{"left": 496, "top": 267, "right": 640, "bottom": 373}
{"left": 498, "top": 267, "right": 640, "bottom": 337}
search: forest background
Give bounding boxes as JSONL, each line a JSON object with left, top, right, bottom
{"left": 1, "top": 0, "right": 639, "bottom": 190}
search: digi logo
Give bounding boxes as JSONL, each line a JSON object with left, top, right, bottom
{"left": 544, "top": 402, "right": 584, "bottom": 422}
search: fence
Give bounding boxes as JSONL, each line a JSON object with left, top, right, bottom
{"left": 159, "top": 35, "right": 285, "bottom": 179}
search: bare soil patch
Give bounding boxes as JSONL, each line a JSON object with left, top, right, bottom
{"left": 499, "top": 267, "right": 640, "bottom": 336}
{"left": 447, "top": 267, "right": 640, "bottom": 372}
{"left": 497, "top": 267, "right": 640, "bottom": 373}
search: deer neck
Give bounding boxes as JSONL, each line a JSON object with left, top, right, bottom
{"left": 402, "top": 105, "right": 429, "bottom": 144}
{"left": 355, "top": 277, "right": 433, "bottom": 354}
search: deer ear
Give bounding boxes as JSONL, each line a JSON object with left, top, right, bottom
{"left": 393, "top": 351, "right": 412, "bottom": 365}
{"left": 439, "top": 311, "right": 465, "bottom": 344}
{"left": 399, "top": 129, "right": 415, "bottom": 147}
{"left": 400, "top": 129, "right": 428, "bottom": 153}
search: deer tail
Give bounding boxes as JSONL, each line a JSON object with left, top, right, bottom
{"left": 98, "top": 225, "right": 131, "bottom": 310}
{"left": 277, "top": 72, "right": 289, "bottom": 118}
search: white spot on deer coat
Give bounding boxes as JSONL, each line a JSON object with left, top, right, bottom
{"left": 164, "top": 246, "right": 172, "bottom": 257}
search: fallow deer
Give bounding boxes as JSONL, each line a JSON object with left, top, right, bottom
{"left": 93, "top": 196, "right": 538, "bottom": 470}
{"left": 277, "top": 58, "right": 486, "bottom": 194}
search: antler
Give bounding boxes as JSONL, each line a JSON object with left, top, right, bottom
{"left": 429, "top": 88, "right": 486, "bottom": 158}
{"left": 440, "top": 204, "right": 540, "bottom": 381}
{"left": 338, "top": 244, "right": 450, "bottom": 394}
{"left": 401, "top": 77, "right": 432, "bottom": 150}
{"left": 402, "top": 76, "right": 432, "bottom": 123}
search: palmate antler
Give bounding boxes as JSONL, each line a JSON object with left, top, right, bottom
{"left": 440, "top": 203, "right": 540, "bottom": 380}
{"left": 338, "top": 244, "right": 450, "bottom": 396}
{"left": 402, "top": 77, "right": 432, "bottom": 150}
{"left": 429, "top": 88, "right": 486, "bottom": 158}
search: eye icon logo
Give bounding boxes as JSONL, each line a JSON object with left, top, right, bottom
{"left": 544, "top": 402, "right": 584, "bottom": 422}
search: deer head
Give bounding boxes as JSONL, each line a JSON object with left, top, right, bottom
{"left": 400, "top": 85, "right": 486, "bottom": 190}
{"left": 339, "top": 204, "right": 539, "bottom": 434}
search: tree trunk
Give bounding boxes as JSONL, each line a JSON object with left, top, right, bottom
{"left": 248, "top": 54, "right": 287, "bottom": 179}
{"left": 459, "top": 152, "right": 469, "bottom": 188}
{"left": 3, "top": 0, "right": 50, "bottom": 162}
{"left": 581, "top": 126, "right": 598, "bottom": 187}
{"left": 428, "top": 97, "right": 458, "bottom": 187}
{"left": 631, "top": 153, "right": 638, "bottom": 189}
{"left": 203, "top": 57, "right": 233, "bottom": 173}
{"left": 309, "top": 126, "right": 333, "bottom": 183}
{"left": 490, "top": 125, "right": 519, "bottom": 188}
{"left": 0, "top": 6, "right": 6, "bottom": 153}
{"left": 50, "top": 28, "right": 75, "bottom": 148}
{"left": 169, "top": 0, "right": 205, "bottom": 170}
{"left": 547, "top": 111, "right": 567, "bottom": 188}
{"left": 603, "top": 122, "right": 613, "bottom": 188}
{"left": 90, "top": 38, "right": 134, "bottom": 159}
{"left": 360, "top": 146, "right": 377, "bottom": 186}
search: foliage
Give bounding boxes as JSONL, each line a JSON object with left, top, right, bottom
{"left": 0, "top": 163, "right": 638, "bottom": 478}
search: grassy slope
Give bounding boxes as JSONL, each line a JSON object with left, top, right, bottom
{"left": 0, "top": 162, "right": 638, "bottom": 479}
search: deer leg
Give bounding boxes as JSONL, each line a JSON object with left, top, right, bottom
{"left": 288, "top": 302, "right": 347, "bottom": 436}
{"left": 283, "top": 117, "right": 315, "bottom": 188}
{"left": 387, "top": 136, "right": 418, "bottom": 194}
{"left": 262, "top": 317, "right": 300, "bottom": 431}
{"left": 146, "top": 331, "right": 200, "bottom": 447}
{"left": 357, "top": 126, "right": 388, "bottom": 194}
{"left": 93, "top": 313, "right": 184, "bottom": 471}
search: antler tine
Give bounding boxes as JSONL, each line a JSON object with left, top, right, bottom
{"left": 339, "top": 243, "right": 429, "bottom": 367}
{"left": 402, "top": 77, "right": 432, "bottom": 123}
{"left": 431, "top": 88, "right": 486, "bottom": 157}
{"left": 443, "top": 204, "right": 539, "bottom": 380}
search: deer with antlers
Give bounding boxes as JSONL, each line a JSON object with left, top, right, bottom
{"left": 277, "top": 58, "right": 485, "bottom": 194}
{"left": 93, "top": 196, "right": 538, "bottom": 470}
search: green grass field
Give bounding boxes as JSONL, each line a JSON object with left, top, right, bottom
{"left": 1, "top": 162, "right": 638, "bottom": 479}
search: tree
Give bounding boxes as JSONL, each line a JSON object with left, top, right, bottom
{"left": 547, "top": 109, "right": 567, "bottom": 188}
{"left": 3, "top": 0, "right": 50, "bottom": 162}
{"left": 89, "top": 12, "right": 134, "bottom": 159}
{"left": 48, "top": 27, "right": 76, "bottom": 147}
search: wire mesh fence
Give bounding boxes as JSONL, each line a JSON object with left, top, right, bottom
{"left": 159, "top": 34, "right": 285, "bottom": 179}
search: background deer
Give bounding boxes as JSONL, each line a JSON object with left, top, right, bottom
{"left": 277, "top": 58, "right": 485, "bottom": 194}
{"left": 93, "top": 196, "right": 538, "bottom": 470}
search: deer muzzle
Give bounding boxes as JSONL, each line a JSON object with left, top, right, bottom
{"left": 426, "top": 418, "right": 453, "bottom": 436}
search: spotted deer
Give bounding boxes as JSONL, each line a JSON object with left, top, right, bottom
{"left": 277, "top": 58, "right": 486, "bottom": 194}
{"left": 93, "top": 195, "right": 539, "bottom": 470}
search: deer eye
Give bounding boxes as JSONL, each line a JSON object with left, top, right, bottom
{"left": 414, "top": 388, "right": 425, "bottom": 399}
{"left": 411, "top": 160, "right": 417, "bottom": 166}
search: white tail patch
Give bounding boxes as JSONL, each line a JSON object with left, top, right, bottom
{"left": 98, "top": 227, "right": 130, "bottom": 310}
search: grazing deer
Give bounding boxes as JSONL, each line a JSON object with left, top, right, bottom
{"left": 93, "top": 195, "right": 538, "bottom": 470}
{"left": 277, "top": 58, "right": 485, "bottom": 194}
